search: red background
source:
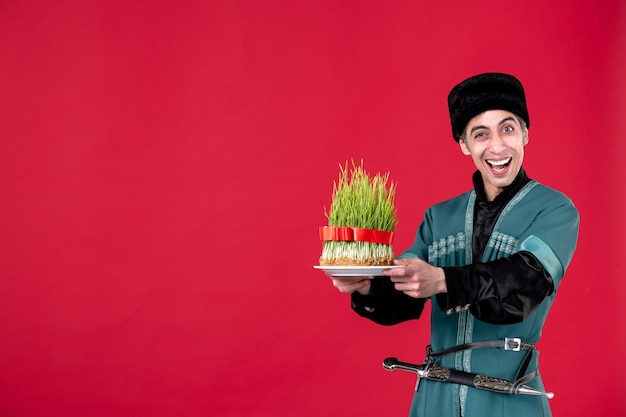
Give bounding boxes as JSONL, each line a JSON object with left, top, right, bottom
{"left": 1, "top": 1, "right": 625, "bottom": 416}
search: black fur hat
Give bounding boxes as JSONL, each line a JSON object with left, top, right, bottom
{"left": 447, "top": 72, "right": 530, "bottom": 142}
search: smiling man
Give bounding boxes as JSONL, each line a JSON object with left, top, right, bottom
{"left": 460, "top": 111, "right": 528, "bottom": 201}
{"left": 326, "top": 73, "right": 580, "bottom": 417}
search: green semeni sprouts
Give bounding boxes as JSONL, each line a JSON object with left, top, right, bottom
{"left": 320, "top": 160, "right": 397, "bottom": 266}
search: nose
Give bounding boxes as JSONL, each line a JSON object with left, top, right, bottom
{"left": 488, "top": 132, "right": 506, "bottom": 152}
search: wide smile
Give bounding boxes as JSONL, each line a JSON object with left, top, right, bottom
{"left": 486, "top": 157, "right": 512, "bottom": 174}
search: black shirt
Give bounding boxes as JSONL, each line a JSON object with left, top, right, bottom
{"left": 472, "top": 168, "right": 530, "bottom": 263}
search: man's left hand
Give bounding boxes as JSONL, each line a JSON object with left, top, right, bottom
{"left": 383, "top": 258, "right": 447, "bottom": 298}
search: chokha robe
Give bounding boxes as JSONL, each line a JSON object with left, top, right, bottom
{"left": 399, "top": 180, "right": 579, "bottom": 417}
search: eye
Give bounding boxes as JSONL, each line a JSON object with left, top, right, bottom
{"left": 473, "top": 131, "right": 487, "bottom": 140}
{"left": 503, "top": 125, "right": 514, "bottom": 133}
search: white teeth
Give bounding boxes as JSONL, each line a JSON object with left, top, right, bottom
{"left": 488, "top": 158, "right": 511, "bottom": 166}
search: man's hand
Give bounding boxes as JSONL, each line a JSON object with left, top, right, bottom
{"left": 327, "top": 275, "right": 373, "bottom": 295}
{"left": 383, "top": 258, "right": 447, "bottom": 298}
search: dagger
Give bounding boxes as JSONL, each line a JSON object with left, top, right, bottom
{"left": 383, "top": 357, "right": 554, "bottom": 399}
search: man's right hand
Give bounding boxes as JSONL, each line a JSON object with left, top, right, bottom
{"left": 326, "top": 274, "right": 373, "bottom": 295}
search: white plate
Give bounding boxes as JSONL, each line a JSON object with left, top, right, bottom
{"left": 313, "top": 265, "right": 401, "bottom": 276}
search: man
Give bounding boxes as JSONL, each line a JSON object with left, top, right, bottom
{"left": 328, "top": 73, "right": 579, "bottom": 417}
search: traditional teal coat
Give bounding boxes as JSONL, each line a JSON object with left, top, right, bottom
{"left": 399, "top": 180, "right": 579, "bottom": 417}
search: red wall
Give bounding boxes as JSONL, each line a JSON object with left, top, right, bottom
{"left": 1, "top": 1, "right": 625, "bottom": 416}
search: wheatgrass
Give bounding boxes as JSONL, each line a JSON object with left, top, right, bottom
{"left": 320, "top": 160, "right": 397, "bottom": 266}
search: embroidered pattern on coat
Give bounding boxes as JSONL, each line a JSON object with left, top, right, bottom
{"left": 487, "top": 231, "right": 519, "bottom": 255}
{"left": 428, "top": 232, "right": 466, "bottom": 260}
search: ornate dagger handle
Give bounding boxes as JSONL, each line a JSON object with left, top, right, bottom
{"left": 383, "top": 357, "right": 554, "bottom": 399}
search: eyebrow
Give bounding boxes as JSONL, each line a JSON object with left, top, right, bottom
{"left": 469, "top": 116, "right": 518, "bottom": 135}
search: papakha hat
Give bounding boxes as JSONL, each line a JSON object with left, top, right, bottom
{"left": 447, "top": 72, "right": 530, "bottom": 142}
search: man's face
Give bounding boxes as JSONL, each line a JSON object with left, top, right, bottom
{"left": 459, "top": 110, "right": 528, "bottom": 201}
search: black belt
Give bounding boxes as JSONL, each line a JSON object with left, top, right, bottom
{"left": 425, "top": 338, "right": 538, "bottom": 394}
{"left": 428, "top": 337, "right": 535, "bottom": 358}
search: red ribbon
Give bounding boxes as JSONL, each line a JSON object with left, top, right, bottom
{"left": 319, "top": 226, "right": 394, "bottom": 245}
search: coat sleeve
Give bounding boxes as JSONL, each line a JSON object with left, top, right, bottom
{"left": 439, "top": 251, "right": 553, "bottom": 324}
{"left": 438, "top": 189, "right": 580, "bottom": 324}
{"left": 350, "top": 277, "right": 427, "bottom": 326}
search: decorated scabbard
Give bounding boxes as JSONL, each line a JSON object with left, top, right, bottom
{"left": 383, "top": 357, "right": 554, "bottom": 399}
